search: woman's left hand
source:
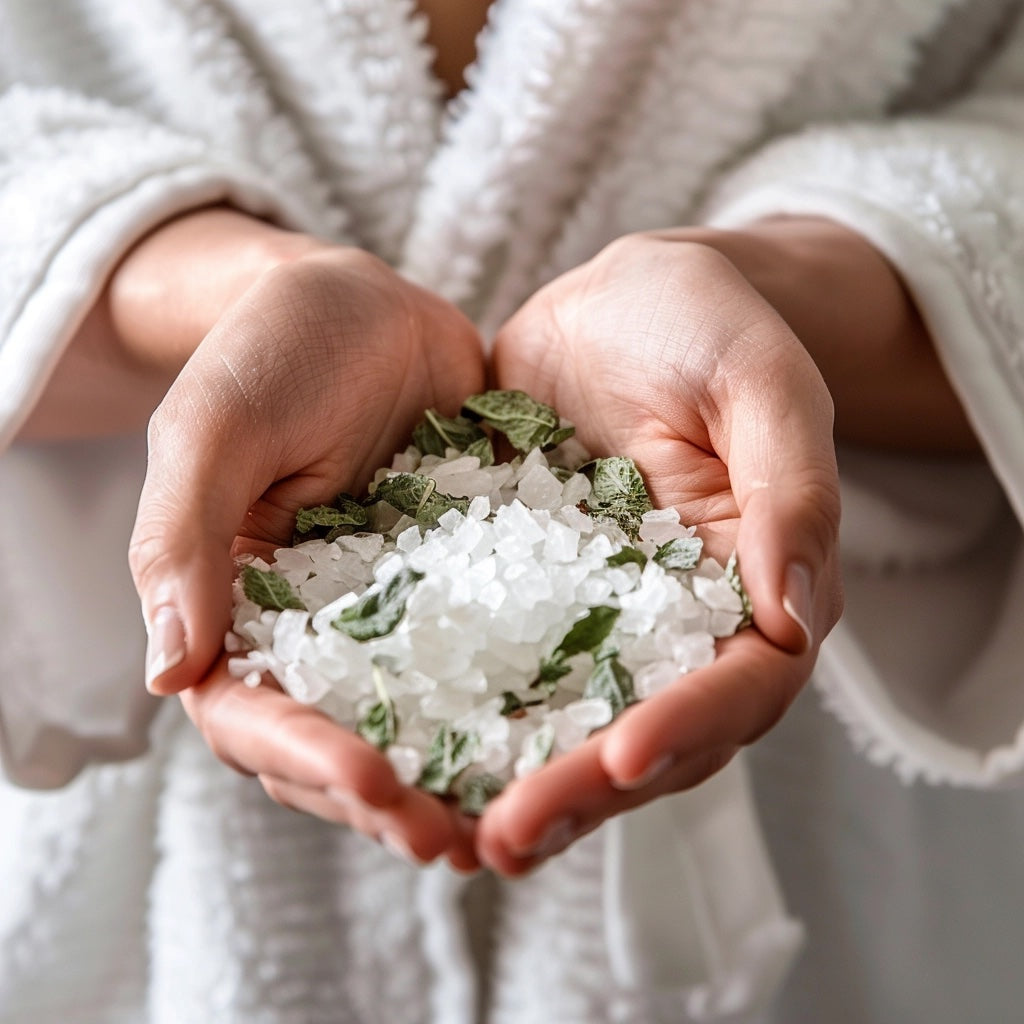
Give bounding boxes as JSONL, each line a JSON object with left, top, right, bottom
{"left": 476, "top": 230, "right": 844, "bottom": 875}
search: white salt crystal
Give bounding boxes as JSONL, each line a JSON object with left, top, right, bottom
{"left": 559, "top": 473, "right": 592, "bottom": 508}
{"left": 638, "top": 508, "right": 685, "bottom": 545}
{"left": 282, "top": 660, "right": 331, "bottom": 704}
{"left": 396, "top": 525, "right": 422, "bottom": 552}
{"left": 691, "top": 574, "right": 743, "bottom": 613}
{"left": 580, "top": 533, "right": 615, "bottom": 560}
{"left": 477, "top": 579, "right": 509, "bottom": 612}
{"left": 271, "top": 547, "right": 316, "bottom": 574}
{"left": 224, "top": 631, "right": 246, "bottom": 653}
{"left": 516, "top": 464, "right": 565, "bottom": 509}
{"left": 420, "top": 688, "right": 475, "bottom": 720}
{"left": 543, "top": 519, "right": 580, "bottom": 563}
{"left": 272, "top": 608, "right": 310, "bottom": 662}
{"left": 554, "top": 503, "right": 595, "bottom": 534}
{"left": 577, "top": 576, "right": 613, "bottom": 606}
{"left": 437, "top": 507, "right": 466, "bottom": 533}
{"left": 391, "top": 450, "right": 421, "bottom": 473}
{"left": 564, "top": 698, "right": 614, "bottom": 730}
{"left": 633, "top": 660, "right": 680, "bottom": 699}
{"left": 493, "top": 500, "right": 547, "bottom": 545}
{"left": 512, "top": 446, "right": 549, "bottom": 481}
{"left": 228, "top": 656, "right": 256, "bottom": 678}
{"left": 468, "top": 495, "right": 491, "bottom": 520}
{"left": 338, "top": 533, "right": 386, "bottom": 562}
{"left": 387, "top": 745, "right": 424, "bottom": 786}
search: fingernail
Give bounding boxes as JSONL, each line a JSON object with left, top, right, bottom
{"left": 612, "top": 752, "right": 675, "bottom": 791}
{"left": 782, "top": 562, "right": 814, "bottom": 654}
{"left": 145, "top": 606, "right": 186, "bottom": 692}
{"left": 520, "top": 817, "right": 576, "bottom": 860}
{"left": 381, "top": 831, "right": 429, "bottom": 867}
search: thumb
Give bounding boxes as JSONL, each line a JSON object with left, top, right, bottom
{"left": 727, "top": 353, "right": 843, "bottom": 657}
{"left": 129, "top": 394, "right": 263, "bottom": 696}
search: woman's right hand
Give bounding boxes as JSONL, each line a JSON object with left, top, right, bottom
{"left": 117, "top": 211, "right": 484, "bottom": 865}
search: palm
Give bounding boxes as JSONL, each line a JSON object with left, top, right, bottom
{"left": 477, "top": 234, "right": 842, "bottom": 874}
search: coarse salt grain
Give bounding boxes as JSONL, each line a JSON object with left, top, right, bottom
{"left": 227, "top": 429, "right": 749, "bottom": 810}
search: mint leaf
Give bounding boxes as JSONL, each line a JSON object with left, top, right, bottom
{"left": 240, "top": 565, "right": 306, "bottom": 611}
{"left": 584, "top": 655, "right": 635, "bottom": 717}
{"left": 417, "top": 724, "right": 478, "bottom": 795}
{"left": 464, "top": 434, "right": 495, "bottom": 468}
{"left": 369, "top": 473, "right": 469, "bottom": 526}
{"left": 552, "top": 606, "right": 620, "bottom": 661}
{"left": 356, "top": 700, "right": 397, "bottom": 749}
{"left": 518, "top": 722, "right": 556, "bottom": 773}
{"left": 584, "top": 456, "right": 653, "bottom": 539}
{"left": 462, "top": 390, "right": 568, "bottom": 453}
{"left": 412, "top": 409, "right": 488, "bottom": 458}
{"left": 607, "top": 547, "right": 648, "bottom": 569}
{"left": 653, "top": 536, "right": 703, "bottom": 571}
{"left": 459, "top": 773, "right": 505, "bottom": 816}
{"left": 294, "top": 497, "right": 368, "bottom": 539}
{"left": 724, "top": 552, "right": 753, "bottom": 629}
{"left": 332, "top": 567, "right": 423, "bottom": 641}
{"left": 500, "top": 690, "right": 545, "bottom": 716}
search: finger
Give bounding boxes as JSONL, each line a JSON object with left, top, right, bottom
{"left": 179, "top": 659, "right": 402, "bottom": 808}
{"left": 257, "top": 775, "right": 477, "bottom": 867}
{"left": 719, "top": 330, "right": 843, "bottom": 655}
{"left": 129, "top": 339, "right": 281, "bottom": 695}
{"left": 598, "top": 629, "right": 808, "bottom": 785}
{"left": 476, "top": 739, "right": 735, "bottom": 876}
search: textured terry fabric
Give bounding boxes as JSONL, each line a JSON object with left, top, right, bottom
{"left": 3, "top": 1, "right": 1024, "bottom": 1022}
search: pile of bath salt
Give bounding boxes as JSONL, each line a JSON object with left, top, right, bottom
{"left": 226, "top": 390, "right": 751, "bottom": 814}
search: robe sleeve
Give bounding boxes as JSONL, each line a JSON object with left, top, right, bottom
{"left": 0, "top": 84, "right": 333, "bottom": 787}
{"left": 699, "top": 23, "right": 1024, "bottom": 786}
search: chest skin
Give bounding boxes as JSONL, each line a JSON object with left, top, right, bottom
{"left": 415, "top": 0, "right": 495, "bottom": 97}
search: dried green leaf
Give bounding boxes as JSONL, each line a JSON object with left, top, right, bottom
{"left": 653, "top": 536, "right": 703, "bottom": 571}
{"left": 464, "top": 434, "right": 495, "bottom": 468}
{"left": 552, "top": 605, "right": 621, "bottom": 661}
{"left": 545, "top": 425, "right": 577, "bottom": 449}
{"left": 519, "top": 722, "right": 556, "bottom": 773}
{"left": 583, "top": 655, "right": 635, "bottom": 717}
{"left": 500, "top": 690, "right": 545, "bottom": 715}
{"left": 584, "top": 456, "right": 653, "bottom": 539}
{"left": 417, "top": 724, "right": 478, "bottom": 795}
{"left": 607, "top": 547, "right": 648, "bottom": 569}
{"left": 462, "top": 390, "right": 563, "bottom": 453}
{"left": 369, "top": 473, "right": 469, "bottom": 526}
{"left": 412, "top": 409, "right": 488, "bottom": 458}
{"left": 294, "top": 497, "right": 368, "bottom": 539}
{"left": 725, "top": 552, "right": 753, "bottom": 629}
{"left": 459, "top": 773, "right": 506, "bottom": 816}
{"left": 356, "top": 700, "right": 397, "bottom": 749}
{"left": 332, "top": 567, "right": 424, "bottom": 641}
{"left": 240, "top": 564, "right": 306, "bottom": 611}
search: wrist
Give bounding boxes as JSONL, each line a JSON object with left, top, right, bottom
{"left": 106, "top": 205, "right": 330, "bottom": 376}
{"left": 19, "top": 207, "right": 330, "bottom": 440}
{"left": 652, "top": 219, "right": 978, "bottom": 452}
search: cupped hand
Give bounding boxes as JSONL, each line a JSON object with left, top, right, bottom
{"left": 477, "top": 230, "right": 844, "bottom": 874}
{"left": 129, "top": 243, "right": 484, "bottom": 866}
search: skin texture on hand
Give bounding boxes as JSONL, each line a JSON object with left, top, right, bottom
{"left": 476, "top": 229, "right": 846, "bottom": 874}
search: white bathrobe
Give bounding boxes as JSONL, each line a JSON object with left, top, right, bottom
{"left": 3, "top": 1, "right": 1024, "bottom": 1021}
